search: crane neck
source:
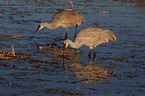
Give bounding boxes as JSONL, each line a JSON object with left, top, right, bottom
{"left": 68, "top": 40, "right": 83, "bottom": 49}
{"left": 43, "top": 22, "right": 60, "bottom": 30}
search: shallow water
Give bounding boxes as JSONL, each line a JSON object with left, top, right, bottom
{"left": 0, "top": 0, "right": 145, "bottom": 95}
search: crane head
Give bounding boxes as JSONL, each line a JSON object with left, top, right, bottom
{"left": 34, "top": 24, "right": 44, "bottom": 34}
{"left": 63, "top": 42, "right": 68, "bottom": 48}
{"left": 34, "top": 22, "right": 45, "bottom": 34}
{"left": 63, "top": 39, "right": 72, "bottom": 48}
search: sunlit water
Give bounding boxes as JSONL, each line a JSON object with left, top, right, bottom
{"left": 0, "top": 0, "right": 145, "bottom": 95}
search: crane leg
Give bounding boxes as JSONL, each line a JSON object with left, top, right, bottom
{"left": 88, "top": 49, "right": 91, "bottom": 58}
{"left": 93, "top": 49, "right": 96, "bottom": 57}
{"left": 75, "top": 25, "right": 78, "bottom": 37}
{"left": 65, "top": 28, "right": 68, "bottom": 39}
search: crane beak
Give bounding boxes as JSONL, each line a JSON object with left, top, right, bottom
{"left": 34, "top": 25, "right": 41, "bottom": 34}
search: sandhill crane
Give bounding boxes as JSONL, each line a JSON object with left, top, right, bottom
{"left": 34, "top": 10, "right": 85, "bottom": 39}
{"left": 63, "top": 27, "right": 117, "bottom": 57}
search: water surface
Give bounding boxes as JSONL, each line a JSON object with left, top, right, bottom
{"left": 0, "top": 0, "right": 145, "bottom": 95}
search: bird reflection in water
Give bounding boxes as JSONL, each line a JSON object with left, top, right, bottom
{"left": 64, "top": 57, "right": 114, "bottom": 84}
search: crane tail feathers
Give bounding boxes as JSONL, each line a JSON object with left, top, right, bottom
{"left": 111, "top": 34, "right": 117, "bottom": 43}
{"left": 105, "top": 29, "right": 117, "bottom": 43}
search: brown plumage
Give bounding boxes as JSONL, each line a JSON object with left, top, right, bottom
{"left": 34, "top": 10, "right": 85, "bottom": 39}
{"left": 63, "top": 27, "right": 117, "bottom": 57}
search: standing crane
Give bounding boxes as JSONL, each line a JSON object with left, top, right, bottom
{"left": 63, "top": 27, "right": 117, "bottom": 57}
{"left": 34, "top": 10, "right": 85, "bottom": 39}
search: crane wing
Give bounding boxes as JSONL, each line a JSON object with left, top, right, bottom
{"left": 74, "top": 27, "right": 117, "bottom": 47}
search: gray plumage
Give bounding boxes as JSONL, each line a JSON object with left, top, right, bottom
{"left": 34, "top": 10, "right": 85, "bottom": 38}
{"left": 63, "top": 27, "right": 117, "bottom": 57}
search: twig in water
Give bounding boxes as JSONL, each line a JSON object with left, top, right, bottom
{"left": 3, "top": 0, "right": 9, "bottom": 12}
{"left": 70, "top": 0, "right": 75, "bottom": 10}
{"left": 11, "top": 46, "right": 15, "bottom": 57}
{"left": 56, "top": 9, "right": 75, "bottom": 11}
{"left": 5, "top": 0, "right": 9, "bottom": 8}
{"left": 56, "top": 1, "right": 75, "bottom": 11}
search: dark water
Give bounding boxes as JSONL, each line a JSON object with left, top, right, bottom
{"left": 0, "top": 0, "right": 145, "bottom": 95}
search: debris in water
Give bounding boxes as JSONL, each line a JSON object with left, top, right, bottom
{"left": 0, "top": 46, "right": 57, "bottom": 64}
